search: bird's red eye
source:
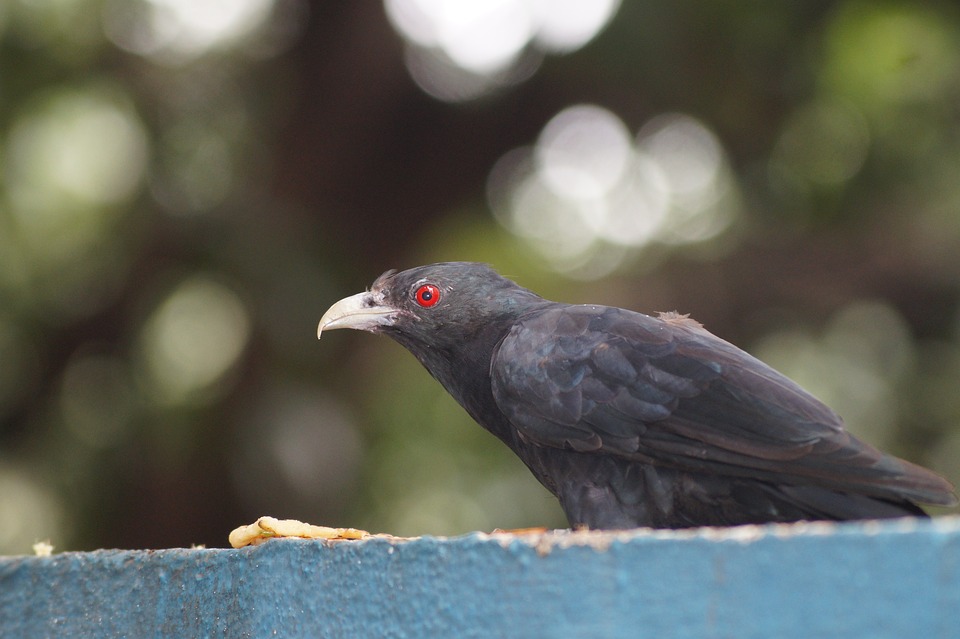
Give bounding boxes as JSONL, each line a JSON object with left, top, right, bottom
{"left": 414, "top": 283, "right": 441, "bottom": 308}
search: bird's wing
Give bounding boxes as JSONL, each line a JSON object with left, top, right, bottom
{"left": 490, "top": 304, "right": 955, "bottom": 505}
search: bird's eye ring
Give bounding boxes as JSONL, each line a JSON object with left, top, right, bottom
{"left": 414, "top": 283, "right": 441, "bottom": 308}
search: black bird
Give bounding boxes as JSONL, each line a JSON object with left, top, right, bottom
{"left": 318, "top": 262, "right": 957, "bottom": 529}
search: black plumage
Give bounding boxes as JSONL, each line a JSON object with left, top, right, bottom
{"left": 318, "top": 262, "right": 957, "bottom": 529}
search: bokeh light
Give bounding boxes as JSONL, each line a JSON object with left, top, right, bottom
{"left": 102, "top": 0, "right": 279, "bottom": 63}
{"left": 387, "top": 0, "right": 535, "bottom": 74}
{"left": 138, "top": 276, "right": 252, "bottom": 406}
{"left": 534, "top": 0, "right": 622, "bottom": 52}
{"left": 2, "top": 84, "right": 148, "bottom": 319}
{"left": 385, "top": 0, "right": 620, "bottom": 101}
{"left": 489, "top": 106, "right": 737, "bottom": 278}
{"left": 536, "top": 104, "right": 634, "bottom": 200}
{"left": 6, "top": 87, "right": 147, "bottom": 209}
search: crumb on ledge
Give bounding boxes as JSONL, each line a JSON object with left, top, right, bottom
{"left": 229, "top": 516, "right": 372, "bottom": 548}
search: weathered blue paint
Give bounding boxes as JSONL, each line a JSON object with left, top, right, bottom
{"left": 2, "top": 517, "right": 959, "bottom": 638}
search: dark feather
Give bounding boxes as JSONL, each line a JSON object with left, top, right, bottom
{"left": 491, "top": 303, "right": 956, "bottom": 515}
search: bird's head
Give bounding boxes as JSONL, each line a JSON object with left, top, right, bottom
{"left": 318, "top": 262, "right": 545, "bottom": 384}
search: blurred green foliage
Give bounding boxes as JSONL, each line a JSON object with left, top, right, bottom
{"left": 1, "top": 0, "right": 959, "bottom": 552}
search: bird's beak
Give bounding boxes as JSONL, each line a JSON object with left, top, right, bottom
{"left": 318, "top": 291, "right": 398, "bottom": 338}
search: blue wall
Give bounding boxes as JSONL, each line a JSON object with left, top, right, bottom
{"left": 2, "top": 517, "right": 959, "bottom": 638}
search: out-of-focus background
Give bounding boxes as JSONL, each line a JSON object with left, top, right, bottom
{"left": 2, "top": 0, "right": 960, "bottom": 552}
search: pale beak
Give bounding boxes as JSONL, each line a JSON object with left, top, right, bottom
{"left": 317, "top": 291, "right": 398, "bottom": 338}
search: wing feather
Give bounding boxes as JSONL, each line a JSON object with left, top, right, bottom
{"left": 491, "top": 304, "right": 956, "bottom": 505}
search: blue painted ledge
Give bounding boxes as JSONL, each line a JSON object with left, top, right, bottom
{"left": 2, "top": 517, "right": 959, "bottom": 638}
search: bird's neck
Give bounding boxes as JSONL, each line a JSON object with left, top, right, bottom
{"left": 441, "top": 304, "right": 561, "bottom": 443}
{"left": 423, "top": 320, "right": 505, "bottom": 401}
